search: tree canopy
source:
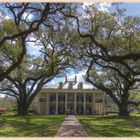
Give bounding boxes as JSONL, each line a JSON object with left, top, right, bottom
{"left": 0, "top": 3, "right": 140, "bottom": 116}
{"left": 67, "top": 4, "right": 140, "bottom": 116}
{"left": 0, "top": 3, "right": 72, "bottom": 81}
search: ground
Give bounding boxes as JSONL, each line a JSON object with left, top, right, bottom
{"left": 77, "top": 114, "right": 140, "bottom": 137}
{"left": 0, "top": 115, "right": 65, "bottom": 137}
{"left": 56, "top": 115, "right": 88, "bottom": 137}
{"left": 1, "top": 114, "right": 140, "bottom": 137}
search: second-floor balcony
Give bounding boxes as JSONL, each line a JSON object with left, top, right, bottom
{"left": 49, "top": 95, "right": 93, "bottom": 103}
{"left": 58, "top": 96, "right": 65, "bottom": 102}
{"left": 86, "top": 96, "right": 92, "bottom": 102}
{"left": 77, "top": 96, "right": 83, "bottom": 102}
{"left": 49, "top": 95, "right": 56, "bottom": 102}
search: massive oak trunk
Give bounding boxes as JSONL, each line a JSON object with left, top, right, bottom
{"left": 17, "top": 103, "right": 29, "bottom": 116}
{"left": 16, "top": 91, "right": 37, "bottom": 116}
{"left": 16, "top": 94, "right": 30, "bottom": 116}
{"left": 118, "top": 103, "right": 129, "bottom": 116}
{"left": 118, "top": 92, "right": 129, "bottom": 116}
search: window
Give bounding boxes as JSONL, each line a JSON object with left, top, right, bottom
{"left": 86, "top": 96, "right": 92, "bottom": 102}
{"left": 77, "top": 96, "right": 83, "bottom": 102}
{"left": 39, "top": 98, "right": 46, "bottom": 102}
{"left": 58, "top": 96, "right": 65, "bottom": 102}
{"left": 50, "top": 95, "right": 56, "bottom": 102}
{"left": 68, "top": 95, "right": 74, "bottom": 102}
{"left": 95, "top": 99, "right": 103, "bottom": 103}
{"left": 58, "top": 106, "right": 65, "bottom": 114}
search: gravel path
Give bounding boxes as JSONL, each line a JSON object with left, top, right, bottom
{"left": 56, "top": 115, "right": 88, "bottom": 137}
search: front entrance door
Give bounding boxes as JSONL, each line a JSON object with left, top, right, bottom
{"left": 68, "top": 107, "right": 74, "bottom": 115}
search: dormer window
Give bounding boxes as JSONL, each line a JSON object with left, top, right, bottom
{"left": 58, "top": 82, "right": 63, "bottom": 89}
{"left": 68, "top": 82, "right": 73, "bottom": 89}
{"left": 78, "top": 82, "right": 83, "bottom": 89}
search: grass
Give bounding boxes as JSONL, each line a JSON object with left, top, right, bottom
{"left": 1, "top": 113, "right": 140, "bottom": 137}
{"left": 0, "top": 115, "right": 65, "bottom": 137}
{"left": 77, "top": 114, "right": 140, "bottom": 137}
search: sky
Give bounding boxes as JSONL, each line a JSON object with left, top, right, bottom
{"left": 26, "top": 2, "right": 140, "bottom": 88}
{"left": 84, "top": 2, "right": 140, "bottom": 17}
{"left": 121, "top": 3, "right": 140, "bottom": 17}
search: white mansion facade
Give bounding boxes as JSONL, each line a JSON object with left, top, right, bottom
{"left": 37, "top": 76, "right": 106, "bottom": 115}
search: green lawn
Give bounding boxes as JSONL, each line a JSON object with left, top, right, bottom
{"left": 0, "top": 115, "right": 65, "bottom": 137}
{"left": 77, "top": 115, "right": 140, "bottom": 137}
{"left": 1, "top": 114, "right": 140, "bottom": 137}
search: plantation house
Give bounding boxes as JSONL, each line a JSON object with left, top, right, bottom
{"left": 37, "top": 76, "right": 106, "bottom": 115}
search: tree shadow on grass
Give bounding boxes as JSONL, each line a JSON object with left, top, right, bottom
{"left": 83, "top": 124, "right": 140, "bottom": 137}
{"left": 0, "top": 115, "right": 65, "bottom": 137}
{"left": 77, "top": 115, "right": 140, "bottom": 137}
{"left": 79, "top": 119, "right": 140, "bottom": 137}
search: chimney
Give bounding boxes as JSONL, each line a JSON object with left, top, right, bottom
{"left": 65, "top": 76, "right": 67, "bottom": 84}
{"left": 75, "top": 76, "right": 77, "bottom": 84}
{"left": 58, "top": 82, "right": 63, "bottom": 89}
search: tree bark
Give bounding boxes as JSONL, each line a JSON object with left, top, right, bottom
{"left": 118, "top": 103, "right": 129, "bottom": 116}
{"left": 17, "top": 95, "right": 29, "bottom": 116}
{"left": 118, "top": 93, "right": 129, "bottom": 116}
{"left": 17, "top": 102, "right": 30, "bottom": 116}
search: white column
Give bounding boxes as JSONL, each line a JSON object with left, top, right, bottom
{"left": 74, "top": 93, "right": 77, "bottom": 114}
{"left": 65, "top": 92, "right": 68, "bottom": 114}
{"left": 83, "top": 93, "right": 86, "bottom": 114}
{"left": 56, "top": 93, "right": 58, "bottom": 114}
{"left": 38, "top": 97, "right": 40, "bottom": 114}
{"left": 46, "top": 93, "right": 49, "bottom": 115}
{"left": 102, "top": 93, "right": 106, "bottom": 115}
{"left": 92, "top": 93, "right": 95, "bottom": 115}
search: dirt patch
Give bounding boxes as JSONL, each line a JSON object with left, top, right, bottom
{"left": 0, "top": 123, "right": 11, "bottom": 128}
{"left": 130, "top": 125, "right": 140, "bottom": 129}
{"left": 0, "top": 123, "right": 5, "bottom": 128}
